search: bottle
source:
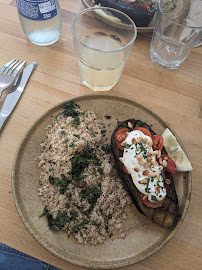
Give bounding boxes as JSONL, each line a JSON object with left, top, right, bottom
{"left": 16, "top": 0, "right": 62, "bottom": 46}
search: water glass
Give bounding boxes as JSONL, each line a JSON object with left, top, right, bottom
{"left": 71, "top": 7, "right": 137, "bottom": 91}
{"left": 150, "top": 0, "right": 202, "bottom": 69}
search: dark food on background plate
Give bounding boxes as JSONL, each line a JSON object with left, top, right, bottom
{"left": 93, "top": 0, "right": 156, "bottom": 27}
{"left": 111, "top": 119, "right": 179, "bottom": 228}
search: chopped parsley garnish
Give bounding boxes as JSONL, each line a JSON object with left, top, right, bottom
{"left": 145, "top": 179, "right": 151, "bottom": 193}
{"left": 66, "top": 193, "right": 72, "bottom": 201}
{"left": 105, "top": 115, "right": 111, "bottom": 119}
{"left": 102, "top": 144, "right": 111, "bottom": 154}
{"left": 97, "top": 167, "right": 103, "bottom": 175}
{"left": 151, "top": 195, "right": 160, "bottom": 203}
{"left": 62, "top": 102, "right": 84, "bottom": 128}
{"left": 69, "top": 142, "right": 76, "bottom": 147}
{"left": 70, "top": 143, "right": 101, "bottom": 178}
{"left": 39, "top": 205, "right": 48, "bottom": 218}
{"left": 49, "top": 174, "right": 71, "bottom": 194}
{"left": 123, "top": 143, "right": 131, "bottom": 149}
{"left": 91, "top": 221, "right": 101, "bottom": 228}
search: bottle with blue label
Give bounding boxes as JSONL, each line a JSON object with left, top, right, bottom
{"left": 17, "top": 0, "right": 62, "bottom": 46}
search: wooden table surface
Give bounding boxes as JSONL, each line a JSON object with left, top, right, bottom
{"left": 0, "top": 0, "right": 202, "bottom": 269}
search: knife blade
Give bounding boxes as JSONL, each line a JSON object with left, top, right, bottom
{"left": 0, "top": 62, "right": 37, "bottom": 130}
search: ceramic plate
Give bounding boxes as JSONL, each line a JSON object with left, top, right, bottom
{"left": 12, "top": 94, "right": 191, "bottom": 269}
{"left": 81, "top": 0, "right": 155, "bottom": 32}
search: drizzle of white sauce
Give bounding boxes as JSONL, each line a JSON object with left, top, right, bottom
{"left": 122, "top": 130, "right": 166, "bottom": 203}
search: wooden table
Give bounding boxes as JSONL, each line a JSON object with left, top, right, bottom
{"left": 0, "top": 0, "right": 202, "bottom": 269}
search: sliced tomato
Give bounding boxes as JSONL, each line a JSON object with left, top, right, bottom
{"left": 152, "top": 135, "right": 164, "bottom": 151}
{"left": 133, "top": 127, "right": 152, "bottom": 138}
{"left": 160, "top": 154, "right": 177, "bottom": 176}
{"left": 140, "top": 193, "right": 165, "bottom": 208}
{"left": 123, "top": 165, "right": 130, "bottom": 175}
{"left": 143, "top": 1, "right": 150, "bottom": 11}
{"left": 115, "top": 128, "right": 129, "bottom": 151}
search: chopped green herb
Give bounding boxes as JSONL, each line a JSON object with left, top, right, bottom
{"left": 69, "top": 142, "right": 76, "bottom": 147}
{"left": 105, "top": 115, "right": 111, "bottom": 119}
{"left": 145, "top": 179, "right": 151, "bottom": 193}
{"left": 70, "top": 118, "right": 80, "bottom": 128}
{"left": 47, "top": 211, "right": 68, "bottom": 231}
{"left": 151, "top": 195, "right": 160, "bottom": 203}
{"left": 49, "top": 168, "right": 54, "bottom": 171}
{"left": 39, "top": 205, "right": 48, "bottom": 218}
{"left": 72, "top": 226, "right": 79, "bottom": 233}
{"left": 66, "top": 193, "right": 72, "bottom": 201}
{"left": 123, "top": 144, "right": 131, "bottom": 149}
{"left": 39, "top": 180, "right": 42, "bottom": 185}
{"left": 63, "top": 138, "right": 68, "bottom": 143}
{"left": 91, "top": 221, "right": 101, "bottom": 228}
{"left": 73, "top": 134, "right": 80, "bottom": 139}
{"left": 102, "top": 144, "right": 111, "bottom": 154}
{"left": 97, "top": 167, "right": 103, "bottom": 175}
{"left": 54, "top": 177, "right": 60, "bottom": 186}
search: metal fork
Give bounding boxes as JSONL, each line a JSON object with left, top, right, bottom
{"left": 0, "top": 59, "right": 26, "bottom": 98}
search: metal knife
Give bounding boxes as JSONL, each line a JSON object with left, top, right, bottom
{"left": 0, "top": 62, "right": 37, "bottom": 130}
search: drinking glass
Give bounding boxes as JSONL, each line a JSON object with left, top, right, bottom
{"left": 150, "top": 0, "right": 202, "bottom": 69}
{"left": 71, "top": 7, "right": 137, "bottom": 91}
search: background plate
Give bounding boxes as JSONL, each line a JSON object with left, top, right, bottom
{"left": 81, "top": 0, "right": 155, "bottom": 32}
{"left": 12, "top": 94, "right": 191, "bottom": 269}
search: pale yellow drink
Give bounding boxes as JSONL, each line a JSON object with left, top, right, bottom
{"left": 79, "top": 36, "right": 125, "bottom": 91}
{"left": 71, "top": 7, "right": 137, "bottom": 91}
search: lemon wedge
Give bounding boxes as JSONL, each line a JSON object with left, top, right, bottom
{"left": 162, "top": 128, "right": 193, "bottom": 172}
{"left": 94, "top": 6, "right": 122, "bottom": 23}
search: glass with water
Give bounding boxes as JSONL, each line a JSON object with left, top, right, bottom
{"left": 71, "top": 7, "right": 137, "bottom": 91}
{"left": 150, "top": 0, "right": 202, "bottom": 69}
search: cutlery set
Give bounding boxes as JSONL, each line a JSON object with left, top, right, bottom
{"left": 0, "top": 59, "right": 36, "bottom": 131}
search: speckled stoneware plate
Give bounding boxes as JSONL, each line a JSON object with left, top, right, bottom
{"left": 81, "top": 0, "right": 155, "bottom": 32}
{"left": 12, "top": 94, "right": 191, "bottom": 269}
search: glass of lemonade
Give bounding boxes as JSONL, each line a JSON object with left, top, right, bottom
{"left": 150, "top": 0, "right": 202, "bottom": 69}
{"left": 71, "top": 7, "right": 137, "bottom": 91}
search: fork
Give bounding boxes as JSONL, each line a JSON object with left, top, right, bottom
{"left": 0, "top": 59, "right": 26, "bottom": 98}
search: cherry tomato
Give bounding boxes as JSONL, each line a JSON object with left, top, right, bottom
{"left": 115, "top": 128, "right": 129, "bottom": 151}
{"left": 133, "top": 127, "right": 152, "bottom": 138}
{"left": 161, "top": 154, "right": 177, "bottom": 176}
{"left": 152, "top": 135, "right": 164, "bottom": 151}
{"left": 123, "top": 165, "right": 130, "bottom": 175}
{"left": 143, "top": 1, "right": 150, "bottom": 11}
{"left": 140, "top": 193, "right": 165, "bottom": 208}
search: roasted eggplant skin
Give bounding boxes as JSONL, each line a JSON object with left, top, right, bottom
{"left": 94, "top": 0, "right": 155, "bottom": 27}
{"left": 111, "top": 119, "right": 179, "bottom": 228}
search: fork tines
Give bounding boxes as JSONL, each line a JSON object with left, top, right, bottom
{"left": 0, "top": 59, "right": 26, "bottom": 77}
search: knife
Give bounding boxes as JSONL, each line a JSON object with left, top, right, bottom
{"left": 0, "top": 62, "right": 37, "bottom": 130}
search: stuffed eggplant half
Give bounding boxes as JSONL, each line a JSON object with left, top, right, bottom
{"left": 111, "top": 119, "right": 179, "bottom": 228}
{"left": 93, "top": 0, "right": 156, "bottom": 27}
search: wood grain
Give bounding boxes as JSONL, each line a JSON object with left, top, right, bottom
{"left": 0, "top": 0, "right": 201, "bottom": 269}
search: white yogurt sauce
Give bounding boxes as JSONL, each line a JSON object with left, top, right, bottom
{"left": 122, "top": 130, "right": 166, "bottom": 203}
